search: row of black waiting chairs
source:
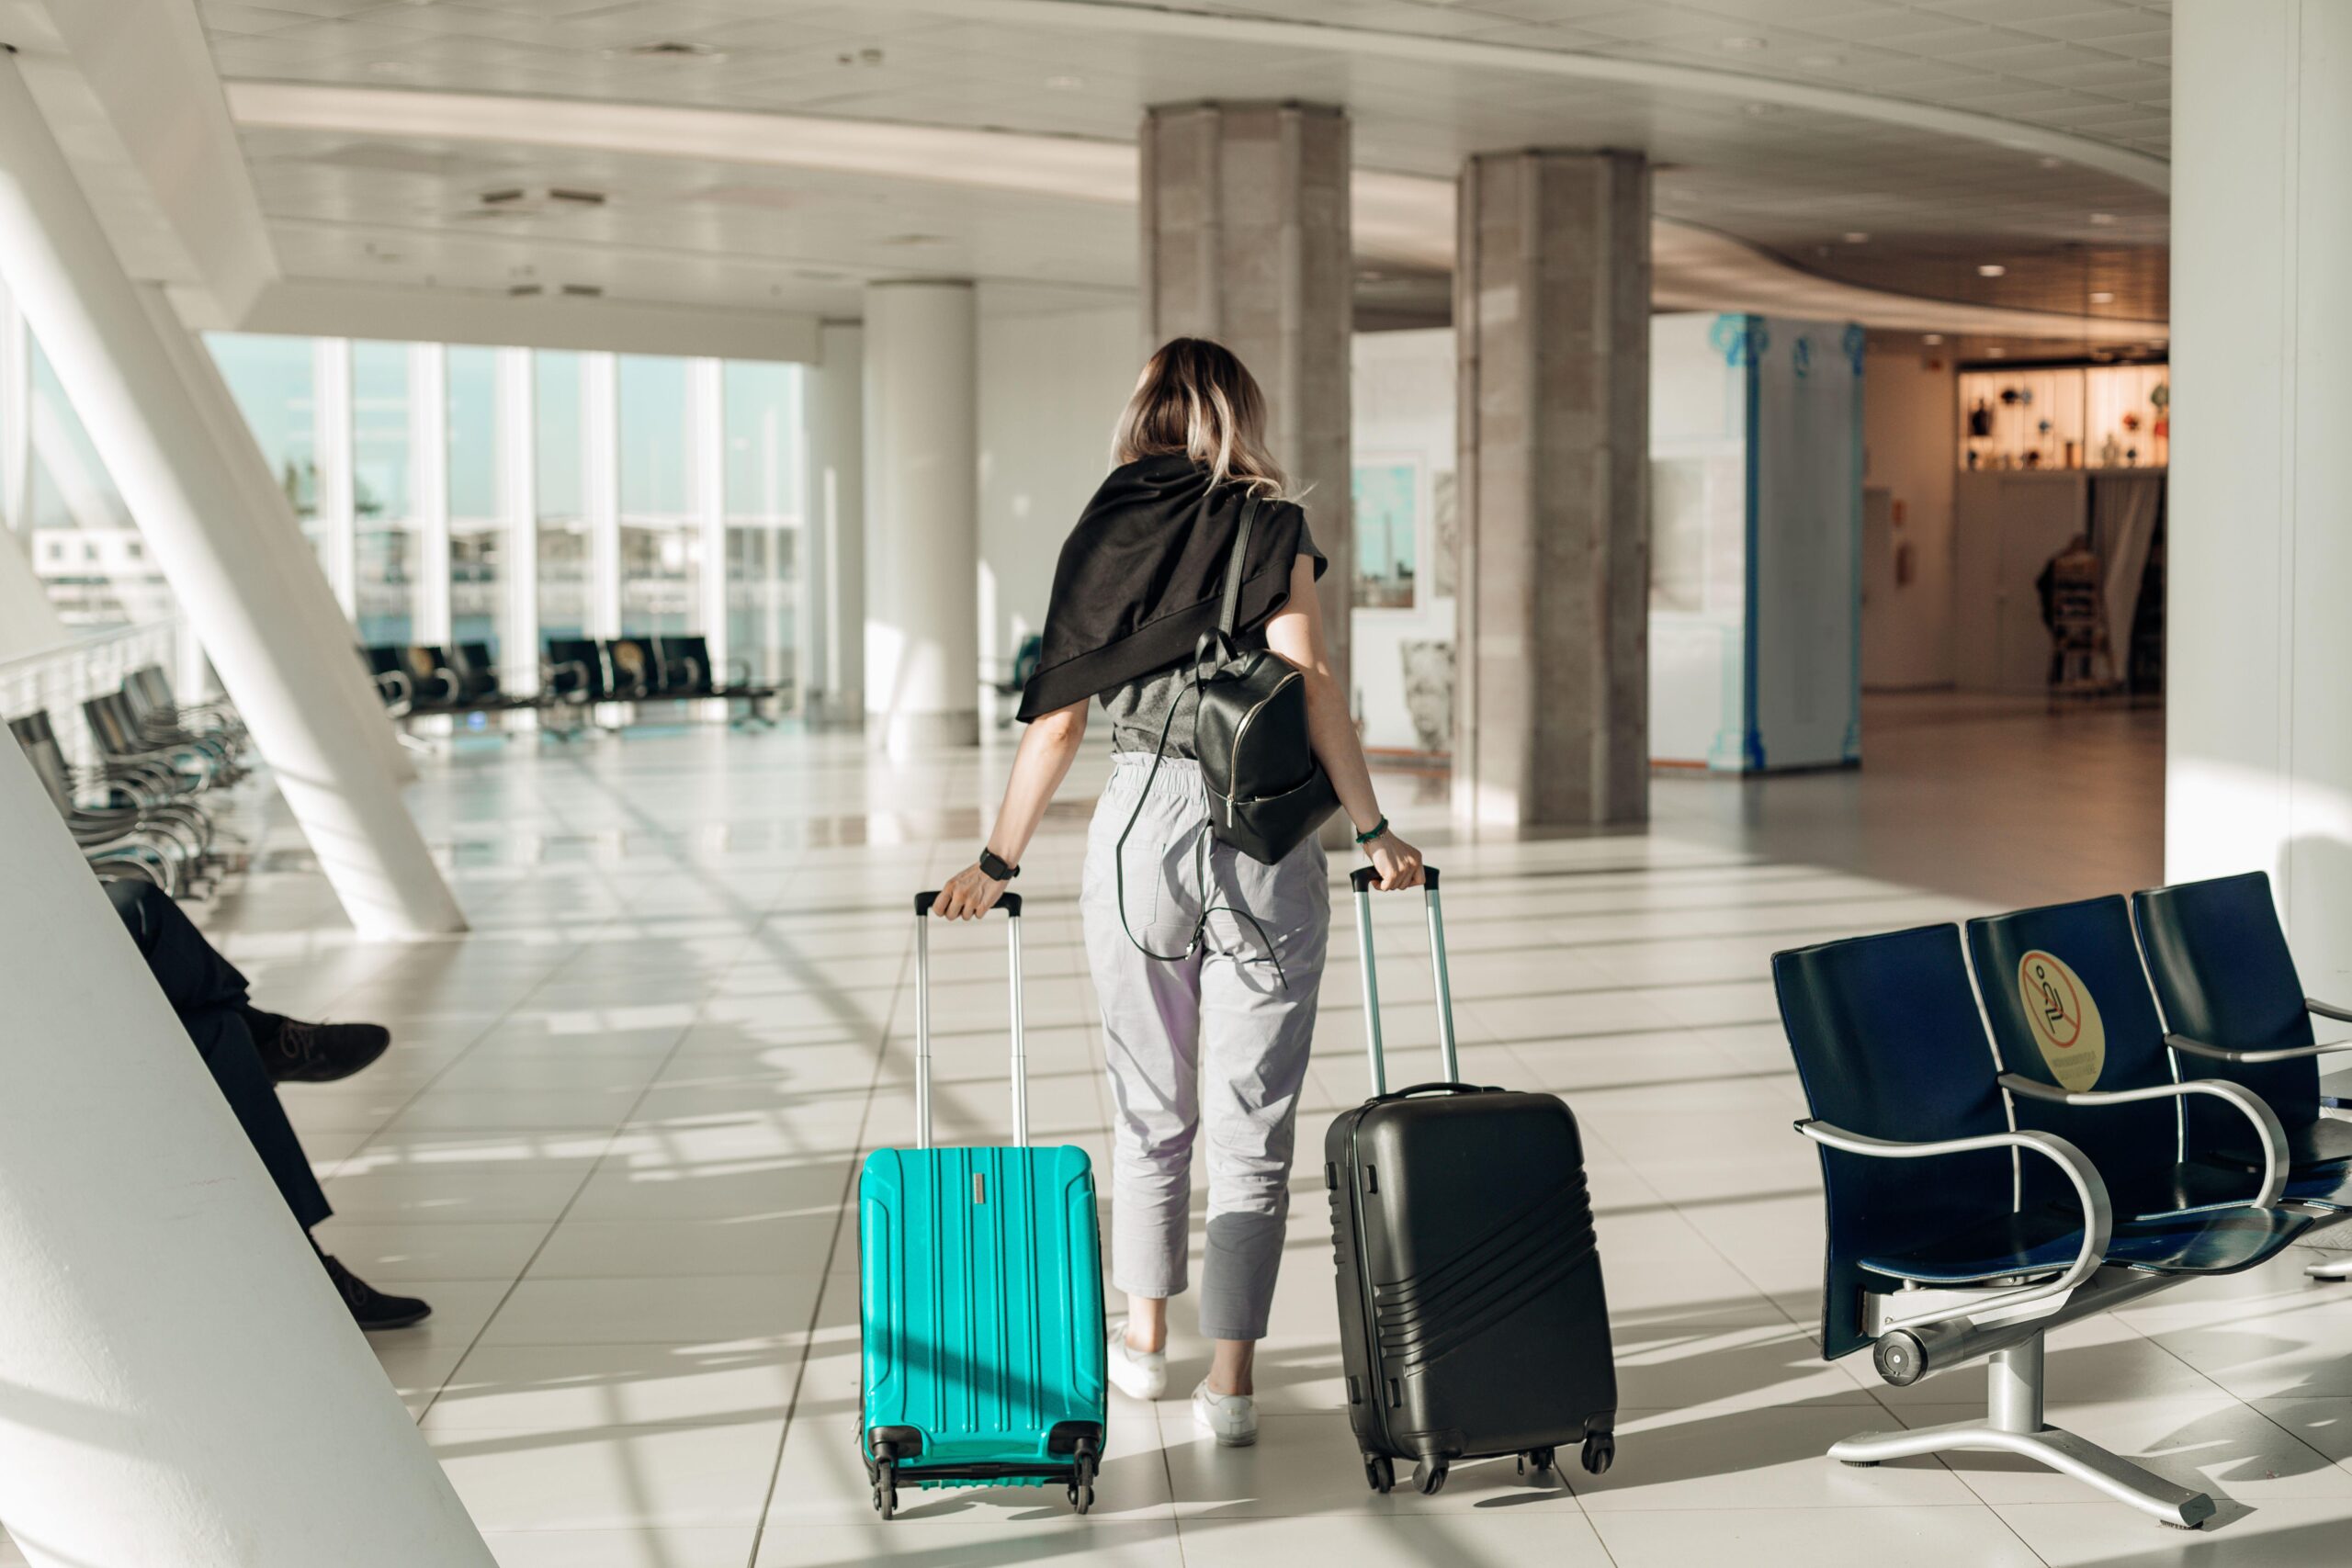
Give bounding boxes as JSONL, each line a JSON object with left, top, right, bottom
{"left": 361, "top": 637, "right": 781, "bottom": 735}
{"left": 8, "top": 665, "right": 247, "bottom": 898}
{"left": 1777, "top": 869, "right": 2352, "bottom": 1529}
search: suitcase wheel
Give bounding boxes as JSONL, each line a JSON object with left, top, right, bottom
{"left": 1518, "top": 1446, "right": 1556, "bottom": 1481}
{"left": 1363, "top": 1453, "right": 1396, "bottom": 1494}
{"left": 871, "top": 1458, "right": 898, "bottom": 1520}
{"left": 1581, "top": 1432, "right": 1615, "bottom": 1476}
{"left": 1067, "top": 1445, "right": 1100, "bottom": 1515}
{"left": 1410, "top": 1458, "right": 1449, "bottom": 1495}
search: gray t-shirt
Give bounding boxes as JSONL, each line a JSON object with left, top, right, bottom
{"left": 1104, "top": 520, "right": 1322, "bottom": 758}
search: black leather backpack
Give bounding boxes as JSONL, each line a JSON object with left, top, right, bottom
{"left": 1192, "top": 496, "right": 1340, "bottom": 863}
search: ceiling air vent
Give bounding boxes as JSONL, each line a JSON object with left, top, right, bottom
{"left": 560, "top": 284, "right": 605, "bottom": 299}
{"left": 548, "top": 188, "right": 606, "bottom": 207}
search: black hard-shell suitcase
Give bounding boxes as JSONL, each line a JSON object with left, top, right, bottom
{"left": 1324, "top": 866, "right": 1619, "bottom": 1495}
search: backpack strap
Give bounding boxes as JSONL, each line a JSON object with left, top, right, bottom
{"left": 1218, "top": 495, "right": 1263, "bottom": 641}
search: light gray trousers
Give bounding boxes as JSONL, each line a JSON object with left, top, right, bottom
{"left": 1080, "top": 756, "right": 1330, "bottom": 1342}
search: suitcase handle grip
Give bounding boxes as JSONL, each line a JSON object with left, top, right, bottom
{"left": 1349, "top": 866, "right": 1439, "bottom": 893}
{"left": 1350, "top": 866, "right": 1457, "bottom": 1097}
{"left": 1371, "top": 1081, "right": 1493, "bottom": 1104}
{"left": 911, "top": 888, "right": 1027, "bottom": 1152}
{"left": 914, "top": 889, "right": 1023, "bottom": 917}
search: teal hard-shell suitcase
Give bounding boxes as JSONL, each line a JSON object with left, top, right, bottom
{"left": 857, "top": 890, "right": 1107, "bottom": 1518}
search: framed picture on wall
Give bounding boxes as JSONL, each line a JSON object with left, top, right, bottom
{"left": 1351, "top": 456, "right": 1419, "bottom": 611}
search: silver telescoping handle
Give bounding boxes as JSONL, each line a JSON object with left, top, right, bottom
{"left": 1349, "top": 866, "right": 1455, "bottom": 1098}
{"left": 911, "top": 890, "right": 1027, "bottom": 1151}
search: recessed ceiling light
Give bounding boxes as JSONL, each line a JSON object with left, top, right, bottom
{"left": 2088, "top": 212, "right": 2117, "bottom": 225}
{"left": 1721, "top": 36, "right": 1768, "bottom": 51}
{"left": 622, "top": 39, "right": 727, "bottom": 61}
{"left": 1046, "top": 74, "right": 1082, "bottom": 89}
{"left": 1740, "top": 102, "right": 1781, "bottom": 117}
{"left": 2088, "top": 290, "right": 2114, "bottom": 304}
{"left": 1922, "top": 333, "right": 1944, "bottom": 345}
{"left": 1978, "top": 264, "right": 2007, "bottom": 277}
{"left": 2037, "top": 155, "right": 2063, "bottom": 169}
{"left": 1842, "top": 231, "right": 1870, "bottom": 244}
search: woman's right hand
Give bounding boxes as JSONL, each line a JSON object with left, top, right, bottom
{"left": 1363, "top": 829, "right": 1424, "bottom": 892}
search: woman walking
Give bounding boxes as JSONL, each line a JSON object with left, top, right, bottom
{"left": 931, "top": 337, "right": 1423, "bottom": 1447}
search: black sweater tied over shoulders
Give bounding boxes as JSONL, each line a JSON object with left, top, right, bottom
{"left": 1015, "top": 454, "right": 1324, "bottom": 723}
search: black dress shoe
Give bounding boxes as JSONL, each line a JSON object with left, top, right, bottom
{"left": 246, "top": 1011, "right": 392, "bottom": 1083}
{"left": 320, "top": 1252, "right": 432, "bottom": 1331}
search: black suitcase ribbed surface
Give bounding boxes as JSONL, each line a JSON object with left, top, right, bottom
{"left": 1326, "top": 1084, "right": 1617, "bottom": 1478}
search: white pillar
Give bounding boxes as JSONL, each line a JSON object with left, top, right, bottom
{"left": 583, "top": 351, "right": 620, "bottom": 637}
{"left": 2167, "top": 1, "right": 2352, "bottom": 990}
{"left": 805, "top": 321, "right": 864, "bottom": 722}
{"left": 690, "top": 356, "right": 728, "bottom": 668}
{"left": 0, "top": 58, "right": 462, "bottom": 938}
{"left": 312, "top": 337, "right": 355, "bottom": 616}
{"left": 0, "top": 742, "right": 494, "bottom": 1568}
{"left": 864, "top": 283, "right": 977, "bottom": 751}
{"left": 494, "top": 345, "right": 538, "bottom": 694}
{"left": 409, "top": 341, "right": 450, "bottom": 645}
{"left": 0, "top": 273, "right": 28, "bottom": 537}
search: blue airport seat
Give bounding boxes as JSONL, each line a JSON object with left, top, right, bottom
{"left": 2132, "top": 870, "right": 2352, "bottom": 1171}
{"left": 1774, "top": 919, "right": 2312, "bottom": 1528}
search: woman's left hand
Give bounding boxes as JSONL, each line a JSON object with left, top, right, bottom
{"left": 933, "top": 863, "right": 1010, "bottom": 920}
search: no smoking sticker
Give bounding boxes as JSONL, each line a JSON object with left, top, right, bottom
{"left": 2017, "top": 949, "right": 2105, "bottom": 1092}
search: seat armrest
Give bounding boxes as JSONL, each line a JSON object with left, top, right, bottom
{"left": 2165, "top": 1029, "right": 2352, "bottom": 1066}
{"left": 2308, "top": 998, "right": 2352, "bottom": 1024}
{"left": 1794, "top": 1119, "right": 2112, "bottom": 1330}
{"left": 1998, "top": 1073, "right": 2290, "bottom": 1207}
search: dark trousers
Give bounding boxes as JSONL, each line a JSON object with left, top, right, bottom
{"left": 108, "top": 879, "right": 332, "bottom": 1232}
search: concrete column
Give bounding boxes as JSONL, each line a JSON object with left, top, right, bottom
{"left": 0, "top": 57, "right": 462, "bottom": 937}
{"left": 1140, "top": 101, "right": 1352, "bottom": 697}
{"left": 0, "top": 740, "right": 495, "bottom": 1568}
{"left": 1453, "top": 149, "right": 1651, "bottom": 829}
{"left": 805, "top": 321, "right": 865, "bottom": 722}
{"left": 2169, "top": 1, "right": 2352, "bottom": 990}
{"left": 864, "top": 283, "right": 976, "bottom": 750}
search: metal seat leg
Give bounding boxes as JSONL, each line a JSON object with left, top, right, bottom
{"left": 1828, "top": 1334, "right": 2215, "bottom": 1529}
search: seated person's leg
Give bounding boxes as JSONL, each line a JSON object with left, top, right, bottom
{"left": 107, "top": 880, "right": 429, "bottom": 1329}
{"left": 107, "top": 878, "right": 392, "bottom": 1083}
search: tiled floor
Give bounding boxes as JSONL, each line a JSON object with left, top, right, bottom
{"left": 129, "top": 694, "right": 2352, "bottom": 1564}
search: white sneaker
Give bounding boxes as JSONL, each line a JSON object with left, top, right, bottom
{"left": 1192, "top": 1380, "right": 1258, "bottom": 1447}
{"left": 1107, "top": 1322, "right": 1167, "bottom": 1401}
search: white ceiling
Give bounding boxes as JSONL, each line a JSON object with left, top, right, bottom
{"left": 105, "top": 1, "right": 2180, "bottom": 335}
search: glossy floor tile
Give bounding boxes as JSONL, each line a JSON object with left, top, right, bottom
{"left": 154, "top": 694, "right": 2352, "bottom": 1564}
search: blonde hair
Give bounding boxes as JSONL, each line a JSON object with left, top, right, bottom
{"left": 1112, "top": 338, "right": 1288, "bottom": 499}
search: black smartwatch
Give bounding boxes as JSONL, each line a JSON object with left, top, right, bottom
{"left": 978, "top": 847, "right": 1020, "bottom": 882}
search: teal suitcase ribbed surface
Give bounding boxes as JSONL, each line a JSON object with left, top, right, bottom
{"left": 856, "top": 892, "right": 1107, "bottom": 1517}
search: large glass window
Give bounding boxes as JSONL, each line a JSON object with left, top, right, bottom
{"left": 534, "top": 351, "right": 587, "bottom": 641}
{"left": 723, "top": 360, "right": 802, "bottom": 685}
{"left": 617, "top": 355, "right": 698, "bottom": 637}
{"left": 447, "top": 345, "right": 503, "bottom": 651}
{"left": 351, "top": 342, "right": 415, "bottom": 645}
{"left": 25, "top": 335, "right": 165, "bottom": 628}
{"left": 209, "top": 333, "right": 320, "bottom": 560}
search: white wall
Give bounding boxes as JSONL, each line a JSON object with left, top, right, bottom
{"left": 1860, "top": 348, "right": 1956, "bottom": 689}
{"left": 2169, "top": 0, "right": 2352, "bottom": 992}
{"left": 1351, "top": 328, "right": 1455, "bottom": 752}
{"left": 977, "top": 299, "right": 1140, "bottom": 728}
